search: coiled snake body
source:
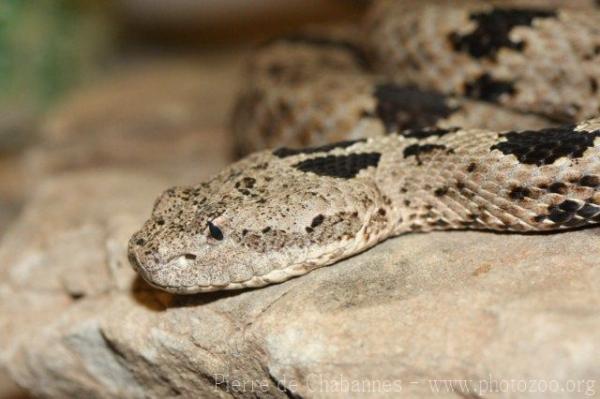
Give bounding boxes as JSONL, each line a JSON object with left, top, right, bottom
{"left": 129, "top": 1, "right": 600, "bottom": 294}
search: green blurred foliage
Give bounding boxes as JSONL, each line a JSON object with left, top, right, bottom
{"left": 0, "top": 0, "right": 114, "bottom": 112}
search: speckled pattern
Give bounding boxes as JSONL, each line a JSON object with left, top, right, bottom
{"left": 129, "top": 1, "right": 600, "bottom": 293}
{"left": 231, "top": 25, "right": 553, "bottom": 155}
{"left": 129, "top": 117, "right": 600, "bottom": 293}
{"left": 366, "top": 0, "right": 600, "bottom": 121}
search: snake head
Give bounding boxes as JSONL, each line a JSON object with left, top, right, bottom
{"left": 128, "top": 154, "right": 390, "bottom": 294}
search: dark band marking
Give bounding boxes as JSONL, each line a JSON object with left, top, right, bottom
{"left": 547, "top": 200, "right": 585, "bottom": 225}
{"left": 539, "top": 199, "right": 600, "bottom": 226}
{"left": 293, "top": 152, "right": 381, "bottom": 179}
{"left": 548, "top": 182, "right": 568, "bottom": 194}
{"left": 434, "top": 187, "right": 449, "bottom": 197}
{"left": 449, "top": 8, "right": 557, "bottom": 59}
{"left": 577, "top": 202, "right": 600, "bottom": 219}
{"left": 403, "top": 144, "right": 448, "bottom": 165}
{"left": 547, "top": 206, "right": 572, "bottom": 224}
{"left": 273, "top": 139, "right": 365, "bottom": 158}
{"left": 509, "top": 186, "right": 530, "bottom": 200}
{"left": 464, "top": 73, "right": 515, "bottom": 102}
{"left": 490, "top": 127, "right": 600, "bottom": 165}
{"left": 558, "top": 200, "right": 580, "bottom": 213}
{"left": 370, "top": 84, "right": 457, "bottom": 133}
{"left": 579, "top": 175, "right": 600, "bottom": 187}
{"left": 429, "top": 219, "right": 450, "bottom": 228}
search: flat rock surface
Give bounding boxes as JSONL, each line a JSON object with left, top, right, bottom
{"left": 1, "top": 168, "right": 600, "bottom": 398}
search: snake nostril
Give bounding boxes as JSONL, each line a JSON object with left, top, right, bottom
{"left": 184, "top": 254, "right": 197, "bottom": 260}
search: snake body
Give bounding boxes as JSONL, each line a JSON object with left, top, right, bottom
{"left": 129, "top": 1, "right": 600, "bottom": 294}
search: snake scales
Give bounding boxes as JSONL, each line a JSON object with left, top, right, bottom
{"left": 129, "top": 0, "right": 600, "bottom": 294}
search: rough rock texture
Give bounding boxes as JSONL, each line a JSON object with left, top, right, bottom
{"left": 1, "top": 169, "right": 600, "bottom": 398}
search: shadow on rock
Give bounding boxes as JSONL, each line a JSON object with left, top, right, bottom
{"left": 129, "top": 275, "right": 256, "bottom": 310}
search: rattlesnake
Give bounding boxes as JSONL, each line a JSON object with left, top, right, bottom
{"left": 128, "top": 0, "right": 600, "bottom": 294}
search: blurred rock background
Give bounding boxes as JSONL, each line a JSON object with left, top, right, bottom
{"left": 0, "top": 1, "right": 365, "bottom": 397}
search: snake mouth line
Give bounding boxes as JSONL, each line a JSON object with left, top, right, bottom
{"left": 145, "top": 261, "right": 313, "bottom": 294}
{"left": 144, "top": 227, "right": 388, "bottom": 294}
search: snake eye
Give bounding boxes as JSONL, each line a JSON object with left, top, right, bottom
{"left": 207, "top": 221, "right": 224, "bottom": 240}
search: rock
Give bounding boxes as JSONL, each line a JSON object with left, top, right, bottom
{"left": 1, "top": 168, "right": 600, "bottom": 398}
{"left": 0, "top": 369, "right": 27, "bottom": 399}
{"left": 0, "top": 170, "right": 166, "bottom": 398}
{"left": 25, "top": 58, "right": 238, "bottom": 185}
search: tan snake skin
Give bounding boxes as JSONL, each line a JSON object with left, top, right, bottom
{"left": 129, "top": 0, "right": 600, "bottom": 293}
